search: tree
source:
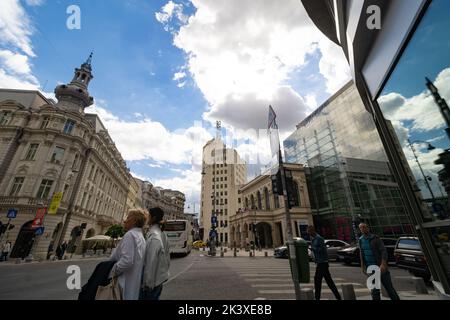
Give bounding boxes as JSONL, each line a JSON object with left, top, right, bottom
{"left": 105, "top": 224, "right": 125, "bottom": 245}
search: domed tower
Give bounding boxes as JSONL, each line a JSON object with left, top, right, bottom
{"left": 54, "top": 53, "right": 95, "bottom": 113}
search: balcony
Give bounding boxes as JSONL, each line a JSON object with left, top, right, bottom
{"left": 0, "top": 196, "right": 49, "bottom": 207}
{"left": 96, "top": 214, "right": 115, "bottom": 227}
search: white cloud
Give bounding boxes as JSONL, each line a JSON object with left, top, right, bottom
{"left": 173, "top": 71, "right": 186, "bottom": 81}
{"left": 0, "top": 49, "right": 32, "bottom": 75}
{"left": 85, "top": 104, "right": 213, "bottom": 166}
{"left": 25, "top": 0, "right": 45, "bottom": 6}
{"left": 379, "top": 68, "right": 450, "bottom": 133}
{"left": 0, "top": 0, "right": 36, "bottom": 57}
{"left": 156, "top": 0, "right": 351, "bottom": 135}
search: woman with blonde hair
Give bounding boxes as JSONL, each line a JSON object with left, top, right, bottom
{"left": 109, "top": 209, "right": 148, "bottom": 300}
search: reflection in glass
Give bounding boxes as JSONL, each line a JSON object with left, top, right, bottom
{"left": 376, "top": 0, "right": 450, "bottom": 286}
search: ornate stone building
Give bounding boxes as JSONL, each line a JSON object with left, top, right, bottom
{"left": 0, "top": 55, "right": 132, "bottom": 259}
{"left": 134, "top": 178, "right": 186, "bottom": 220}
{"left": 230, "top": 163, "right": 313, "bottom": 248}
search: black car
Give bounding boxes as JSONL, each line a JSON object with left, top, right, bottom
{"left": 337, "top": 238, "right": 397, "bottom": 265}
{"left": 394, "top": 237, "right": 431, "bottom": 282}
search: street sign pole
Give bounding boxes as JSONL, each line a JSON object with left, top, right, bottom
{"left": 268, "top": 105, "right": 301, "bottom": 300}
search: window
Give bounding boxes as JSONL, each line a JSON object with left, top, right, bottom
{"left": 50, "top": 147, "right": 65, "bottom": 163}
{"left": 9, "top": 177, "right": 25, "bottom": 196}
{"left": 72, "top": 154, "right": 79, "bottom": 170}
{"left": 25, "top": 144, "right": 39, "bottom": 161}
{"left": 36, "top": 179, "right": 54, "bottom": 199}
{"left": 40, "top": 116, "right": 50, "bottom": 129}
{"left": 0, "top": 111, "right": 11, "bottom": 125}
{"left": 63, "top": 119, "right": 75, "bottom": 134}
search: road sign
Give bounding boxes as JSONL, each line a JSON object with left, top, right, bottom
{"left": 7, "top": 209, "right": 18, "bottom": 219}
{"left": 48, "top": 192, "right": 63, "bottom": 215}
{"left": 35, "top": 226, "right": 45, "bottom": 236}
{"left": 32, "top": 207, "right": 47, "bottom": 229}
{"left": 209, "top": 230, "right": 217, "bottom": 239}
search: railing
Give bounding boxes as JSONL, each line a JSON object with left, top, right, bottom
{"left": 0, "top": 196, "right": 48, "bottom": 206}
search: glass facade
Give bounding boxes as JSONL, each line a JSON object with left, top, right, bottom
{"left": 284, "top": 82, "right": 413, "bottom": 242}
{"left": 376, "top": 0, "right": 450, "bottom": 285}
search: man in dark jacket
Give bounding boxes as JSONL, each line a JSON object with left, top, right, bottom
{"left": 308, "top": 226, "right": 342, "bottom": 300}
{"left": 359, "top": 223, "right": 400, "bottom": 300}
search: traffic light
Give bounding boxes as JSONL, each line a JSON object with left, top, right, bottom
{"left": 285, "top": 170, "right": 299, "bottom": 209}
{"left": 271, "top": 170, "right": 283, "bottom": 196}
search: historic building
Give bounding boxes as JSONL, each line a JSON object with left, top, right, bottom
{"left": 0, "top": 55, "right": 132, "bottom": 259}
{"left": 125, "top": 177, "right": 142, "bottom": 213}
{"left": 230, "top": 163, "right": 313, "bottom": 248}
{"left": 134, "top": 178, "right": 186, "bottom": 220}
{"left": 200, "top": 138, "right": 247, "bottom": 246}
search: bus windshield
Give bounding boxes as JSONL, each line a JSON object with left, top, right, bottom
{"left": 165, "top": 221, "right": 186, "bottom": 231}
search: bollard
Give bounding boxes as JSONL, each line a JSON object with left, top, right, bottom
{"left": 412, "top": 277, "right": 429, "bottom": 295}
{"left": 233, "top": 250, "right": 237, "bottom": 257}
{"left": 300, "top": 289, "right": 314, "bottom": 300}
{"left": 220, "top": 251, "right": 224, "bottom": 257}
{"left": 249, "top": 251, "right": 253, "bottom": 257}
{"left": 224, "top": 248, "right": 227, "bottom": 253}
{"left": 341, "top": 284, "right": 356, "bottom": 300}
{"left": 264, "top": 251, "right": 268, "bottom": 257}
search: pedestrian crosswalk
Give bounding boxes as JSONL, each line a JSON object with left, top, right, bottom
{"left": 222, "top": 259, "right": 371, "bottom": 299}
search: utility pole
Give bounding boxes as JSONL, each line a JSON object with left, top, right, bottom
{"left": 408, "top": 139, "right": 436, "bottom": 202}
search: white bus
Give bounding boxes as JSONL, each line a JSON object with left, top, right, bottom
{"left": 164, "top": 220, "right": 192, "bottom": 255}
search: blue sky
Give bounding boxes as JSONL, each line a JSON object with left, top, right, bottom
{"left": 0, "top": 0, "right": 351, "bottom": 212}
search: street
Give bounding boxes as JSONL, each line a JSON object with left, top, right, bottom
{"left": 0, "top": 250, "right": 434, "bottom": 300}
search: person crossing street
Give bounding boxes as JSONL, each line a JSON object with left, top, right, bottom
{"left": 307, "top": 226, "right": 342, "bottom": 300}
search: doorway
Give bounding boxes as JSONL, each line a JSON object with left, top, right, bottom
{"left": 10, "top": 221, "right": 36, "bottom": 259}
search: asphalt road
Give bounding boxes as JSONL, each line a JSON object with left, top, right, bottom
{"left": 0, "top": 250, "right": 431, "bottom": 300}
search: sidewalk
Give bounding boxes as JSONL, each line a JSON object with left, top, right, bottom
{"left": 0, "top": 253, "right": 108, "bottom": 267}
{"left": 358, "top": 291, "right": 439, "bottom": 300}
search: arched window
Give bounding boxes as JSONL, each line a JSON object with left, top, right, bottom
{"left": 250, "top": 194, "right": 255, "bottom": 209}
{"left": 245, "top": 197, "right": 249, "bottom": 209}
{"left": 264, "top": 188, "right": 270, "bottom": 210}
{"left": 257, "top": 191, "right": 262, "bottom": 210}
{"left": 274, "top": 194, "right": 280, "bottom": 209}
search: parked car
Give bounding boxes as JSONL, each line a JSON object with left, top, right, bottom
{"left": 274, "top": 238, "right": 310, "bottom": 259}
{"left": 337, "top": 238, "right": 397, "bottom": 265}
{"left": 394, "top": 237, "right": 431, "bottom": 282}
{"left": 192, "top": 240, "right": 207, "bottom": 249}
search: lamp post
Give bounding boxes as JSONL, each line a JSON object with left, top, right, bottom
{"left": 408, "top": 139, "right": 436, "bottom": 202}
{"left": 426, "top": 77, "right": 450, "bottom": 140}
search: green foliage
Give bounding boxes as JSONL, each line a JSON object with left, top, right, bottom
{"left": 105, "top": 224, "right": 125, "bottom": 239}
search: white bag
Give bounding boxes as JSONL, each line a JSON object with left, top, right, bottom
{"left": 95, "top": 277, "right": 123, "bottom": 300}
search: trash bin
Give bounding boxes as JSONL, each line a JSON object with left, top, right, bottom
{"left": 288, "top": 238, "right": 310, "bottom": 284}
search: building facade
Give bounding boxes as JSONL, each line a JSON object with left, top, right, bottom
{"left": 0, "top": 56, "right": 131, "bottom": 259}
{"left": 301, "top": 0, "right": 450, "bottom": 295}
{"left": 284, "top": 82, "right": 413, "bottom": 242}
{"left": 125, "top": 177, "right": 142, "bottom": 213}
{"left": 200, "top": 138, "right": 247, "bottom": 246}
{"left": 135, "top": 178, "right": 186, "bottom": 220}
{"left": 230, "top": 163, "right": 313, "bottom": 248}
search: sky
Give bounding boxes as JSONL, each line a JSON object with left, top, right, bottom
{"left": 0, "top": 0, "right": 352, "bottom": 213}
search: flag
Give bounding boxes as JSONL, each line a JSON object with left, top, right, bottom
{"left": 268, "top": 105, "right": 280, "bottom": 171}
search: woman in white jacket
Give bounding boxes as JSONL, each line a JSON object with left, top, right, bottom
{"left": 140, "top": 207, "right": 171, "bottom": 300}
{"left": 109, "top": 209, "right": 147, "bottom": 300}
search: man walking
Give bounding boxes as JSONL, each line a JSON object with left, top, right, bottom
{"left": 307, "top": 226, "right": 342, "bottom": 300}
{"left": 359, "top": 223, "right": 400, "bottom": 300}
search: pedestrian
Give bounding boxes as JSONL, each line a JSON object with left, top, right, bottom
{"left": 1, "top": 241, "right": 11, "bottom": 262}
{"left": 56, "top": 244, "right": 62, "bottom": 260}
{"left": 359, "top": 223, "right": 400, "bottom": 300}
{"left": 140, "top": 207, "right": 171, "bottom": 301}
{"left": 61, "top": 241, "right": 68, "bottom": 258}
{"left": 47, "top": 242, "right": 54, "bottom": 260}
{"left": 307, "top": 226, "right": 342, "bottom": 300}
{"left": 109, "top": 209, "right": 147, "bottom": 300}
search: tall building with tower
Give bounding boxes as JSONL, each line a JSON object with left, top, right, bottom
{"left": 200, "top": 130, "right": 247, "bottom": 246}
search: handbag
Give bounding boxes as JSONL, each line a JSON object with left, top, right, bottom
{"left": 95, "top": 277, "right": 123, "bottom": 300}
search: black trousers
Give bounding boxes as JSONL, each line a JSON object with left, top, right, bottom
{"left": 314, "top": 262, "right": 342, "bottom": 300}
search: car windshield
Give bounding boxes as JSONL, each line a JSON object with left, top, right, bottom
{"left": 397, "top": 239, "right": 421, "bottom": 250}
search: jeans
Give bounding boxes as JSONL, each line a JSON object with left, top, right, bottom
{"left": 314, "top": 262, "right": 342, "bottom": 300}
{"left": 370, "top": 271, "right": 400, "bottom": 300}
{"left": 140, "top": 285, "right": 163, "bottom": 300}
{"left": 1, "top": 252, "right": 8, "bottom": 261}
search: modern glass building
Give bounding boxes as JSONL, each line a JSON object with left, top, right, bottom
{"left": 284, "top": 82, "right": 413, "bottom": 242}
{"left": 301, "top": 0, "right": 450, "bottom": 296}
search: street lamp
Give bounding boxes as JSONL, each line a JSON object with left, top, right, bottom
{"left": 408, "top": 139, "right": 437, "bottom": 201}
